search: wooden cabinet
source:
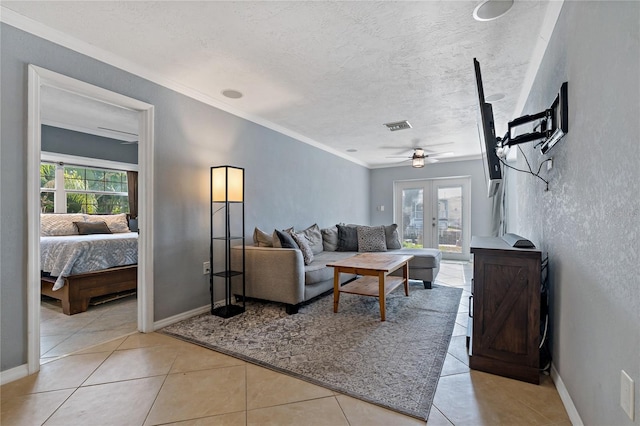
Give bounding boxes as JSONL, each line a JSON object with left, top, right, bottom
{"left": 469, "top": 236, "right": 541, "bottom": 384}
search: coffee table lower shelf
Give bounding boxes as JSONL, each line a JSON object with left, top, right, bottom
{"left": 339, "top": 276, "right": 405, "bottom": 297}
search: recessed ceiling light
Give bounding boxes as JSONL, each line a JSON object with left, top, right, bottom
{"left": 473, "top": 0, "right": 514, "bottom": 21}
{"left": 486, "top": 93, "right": 505, "bottom": 102}
{"left": 221, "top": 89, "right": 243, "bottom": 99}
{"left": 346, "top": 149, "right": 358, "bottom": 153}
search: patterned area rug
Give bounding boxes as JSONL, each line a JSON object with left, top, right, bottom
{"left": 160, "top": 283, "right": 462, "bottom": 420}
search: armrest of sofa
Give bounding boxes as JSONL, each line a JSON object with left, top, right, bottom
{"left": 230, "top": 246, "right": 306, "bottom": 305}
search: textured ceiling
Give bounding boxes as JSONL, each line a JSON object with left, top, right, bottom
{"left": 3, "top": 1, "right": 551, "bottom": 167}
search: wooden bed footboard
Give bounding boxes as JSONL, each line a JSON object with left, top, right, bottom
{"left": 41, "top": 265, "right": 137, "bottom": 315}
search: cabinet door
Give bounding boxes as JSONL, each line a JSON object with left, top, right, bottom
{"left": 473, "top": 252, "right": 540, "bottom": 368}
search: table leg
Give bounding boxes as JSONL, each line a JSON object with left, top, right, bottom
{"left": 333, "top": 268, "right": 341, "bottom": 313}
{"left": 378, "top": 271, "right": 386, "bottom": 321}
{"left": 403, "top": 261, "right": 410, "bottom": 296}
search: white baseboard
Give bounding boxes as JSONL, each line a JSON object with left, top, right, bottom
{"left": 551, "top": 363, "right": 584, "bottom": 426}
{"left": 0, "top": 363, "right": 29, "bottom": 385}
{"left": 153, "top": 305, "right": 210, "bottom": 330}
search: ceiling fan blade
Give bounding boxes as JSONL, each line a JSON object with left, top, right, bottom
{"left": 425, "top": 158, "right": 439, "bottom": 164}
{"left": 385, "top": 155, "right": 411, "bottom": 159}
{"left": 428, "top": 151, "right": 454, "bottom": 157}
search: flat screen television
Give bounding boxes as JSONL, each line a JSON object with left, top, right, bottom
{"left": 473, "top": 58, "right": 502, "bottom": 197}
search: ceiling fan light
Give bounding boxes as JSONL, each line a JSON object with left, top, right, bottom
{"left": 412, "top": 157, "right": 425, "bottom": 168}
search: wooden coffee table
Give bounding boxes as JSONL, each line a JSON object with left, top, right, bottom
{"left": 327, "top": 253, "right": 414, "bottom": 321}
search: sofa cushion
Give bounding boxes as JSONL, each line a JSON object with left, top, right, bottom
{"left": 41, "top": 213, "right": 86, "bottom": 236}
{"left": 390, "top": 248, "right": 442, "bottom": 269}
{"left": 301, "top": 223, "right": 324, "bottom": 255}
{"left": 291, "top": 232, "right": 314, "bottom": 265}
{"left": 74, "top": 221, "right": 112, "bottom": 235}
{"left": 357, "top": 225, "right": 387, "bottom": 252}
{"left": 253, "top": 227, "right": 273, "bottom": 247}
{"left": 275, "top": 229, "right": 298, "bottom": 249}
{"left": 304, "top": 251, "right": 356, "bottom": 285}
{"left": 336, "top": 224, "right": 358, "bottom": 251}
{"left": 384, "top": 224, "right": 402, "bottom": 249}
{"left": 321, "top": 226, "right": 339, "bottom": 251}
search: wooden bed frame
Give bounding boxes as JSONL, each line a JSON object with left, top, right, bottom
{"left": 41, "top": 265, "right": 137, "bottom": 315}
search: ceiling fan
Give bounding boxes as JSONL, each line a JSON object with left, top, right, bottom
{"left": 387, "top": 148, "right": 453, "bottom": 168}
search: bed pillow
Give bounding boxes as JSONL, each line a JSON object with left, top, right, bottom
{"left": 74, "top": 221, "right": 113, "bottom": 235}
{"left": 384, "top": 224, "right": 402, "bottom": 249}
{"left": 357, "top": 225, "right": 387, "bottom": 252}
{"left": 321, "top": 226, "right": 339, "bottom": 251}
{"left": 291, "top": 232, "right": 314, "bottom": 265}
{"left": 84, "top": 213, "right": 130, "bottom": 233}
{"left": 253, "top": 227, "right": 273, "bottom": 247}
{"left": 336, "top": 224, "right": 358, "bottom": 252}
{"left": 41, "top": 213, "right": 86, "bottom": 236}
{"left": 275, "top": 229, "right": 299, "bottom": 249}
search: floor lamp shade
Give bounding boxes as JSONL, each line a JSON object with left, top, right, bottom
{"left": 211, "top": 166, "right": 244, "bottom": 202}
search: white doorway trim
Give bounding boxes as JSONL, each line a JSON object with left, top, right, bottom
{"left": 27, "top": 65, "right": 155, "bottom": 374}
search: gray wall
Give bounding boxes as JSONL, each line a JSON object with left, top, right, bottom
{"left": 509, "top": 2, "right": 639, "bottom": 424}
{"left": 369, "top": 159, "right": 494, "bottom": 238}
{"left": 42, "top": 125, "right": 138, "bottom": 164}
{"left": 0, "top": 23, "right": 370, "bottom": 371}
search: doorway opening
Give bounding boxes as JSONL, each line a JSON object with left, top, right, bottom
{"left": 27, "top": 66, "right": 155, "bottom": 374}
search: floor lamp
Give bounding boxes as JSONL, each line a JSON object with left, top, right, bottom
{"left": 210, "top": 165, "right": 245, "bottom": 318}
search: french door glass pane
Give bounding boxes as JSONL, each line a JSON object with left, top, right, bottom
{"left": 437, "top": 186, "right": 462, "bottom": 254}
{"left": 402, "top": 188, "right": 423, "bottom": 248}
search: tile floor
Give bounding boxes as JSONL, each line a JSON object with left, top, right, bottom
{"left": 40, "top": 293, "right": 138, "bottom": 363}
{"left": 2, "top": 262, "right": 571, "bottom": 425}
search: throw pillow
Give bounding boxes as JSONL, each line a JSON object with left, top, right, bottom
{"left": 74, "top": 221, "right": 112, "bottom": 235}
{"left": 384, "top": 224, "right": 402, "bottom": 249}
{"left": 321, "top": 226, "right": 339, "bottom": 251}
{"left": 41, "top": 213, "right": 86, "bottom": 236}
{"left": 253, "top": 227, "right": 273, "bottom": 247}
{"left": 272, "top": 227, "right": 294, "bottom": 248}
{"left": 84, "top": 213, "right": 130, "bottom": 233}
{"left": 357, "top": 226, "right": 387, "bottom": 252}
{"left": 275, "top": 229, "right": 299, "bottom": 249}
{"left": 301, "top": 223, "right": 324, "bottom": 255}
{"left": 291, "top": 232, "right": 314, "bottom": 265}
{"left": 336, "top": 224, "right": 358, "bottom": 252}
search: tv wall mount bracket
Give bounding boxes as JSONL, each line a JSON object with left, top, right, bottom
{"left": 499, "top": 82, "right": 568, "bottom": 154}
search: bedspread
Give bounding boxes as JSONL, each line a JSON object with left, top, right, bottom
{"left": 41, "top": 233, "right": 138, "bottom": 290}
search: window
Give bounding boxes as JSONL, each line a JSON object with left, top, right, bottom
{"left": 40, "top": 162, "right": 129, "bottom": 214}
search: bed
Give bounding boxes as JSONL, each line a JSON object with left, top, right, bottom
{"left": 40, "top": 213, "right": 138, "bottom": 315}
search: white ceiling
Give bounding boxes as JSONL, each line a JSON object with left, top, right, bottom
{"left": 3, "top": 1, "right": 552, "bottom": 168}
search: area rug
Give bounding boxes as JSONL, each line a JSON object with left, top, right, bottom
{"left": 160, "top": 283, "right": 462, "bottom": 420}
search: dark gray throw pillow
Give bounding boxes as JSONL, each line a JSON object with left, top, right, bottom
{"left": 275, "top": 229, "right": 299, "bottom": 249}
{"left": 384, "top": 224, "right": 402, "bottom": 249}
{"left": 336, "top": 224, "right": 358, "bottom": 251}
{"left": 74, "top": 221, "right": 112, "bottom": 235}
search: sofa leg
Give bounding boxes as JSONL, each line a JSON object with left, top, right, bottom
{"left": 423, "top": 280, "right": 432, "bottom": 290}
{"left": 285, "top": 304, "right": 299, "bottom": 315}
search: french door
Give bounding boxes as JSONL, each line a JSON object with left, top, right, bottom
{"left": 394, "top": 177, "right": 471, "bottom": 260}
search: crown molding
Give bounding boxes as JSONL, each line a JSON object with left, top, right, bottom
{"left": 0, "top": 6, "right": 368, "bottom": 168}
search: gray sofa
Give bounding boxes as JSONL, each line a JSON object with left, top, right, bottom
{"left": 231, "top": 224, "right": 441, "bottom": 314}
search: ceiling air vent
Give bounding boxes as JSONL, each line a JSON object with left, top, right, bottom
{"left": 383, "top": 120, "right": 412, "bottom": 131}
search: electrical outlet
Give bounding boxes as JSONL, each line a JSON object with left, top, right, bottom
{"left": 621, "top": 370, "right": 635, "bottom": 420}
{"left": 203, "top": 261, "right": 211, "bottom": 275}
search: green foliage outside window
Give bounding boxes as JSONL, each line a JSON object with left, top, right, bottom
{"left": 40, "top": 163, "right": 129, "bottom": 214}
